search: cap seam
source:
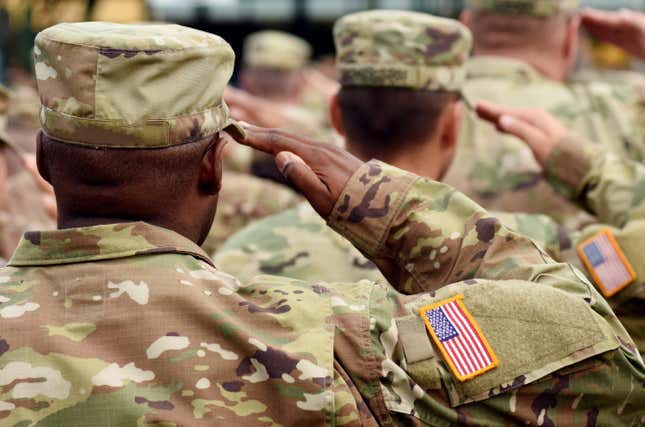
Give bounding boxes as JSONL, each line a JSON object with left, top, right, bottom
{"left": 37, "top": 35, "right": 227, "bottom": 53}
{"left": 41, "top": 103, "right": 228, "bottom": 124}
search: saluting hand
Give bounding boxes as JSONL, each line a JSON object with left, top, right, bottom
{"left": 475, "top": 101, "right": 568, "bottom": 167}
{"left": 581, "top": 8, "right": 645, "bottom": 60}
{"left": 231, "top": 124, "right": 363, "bottom": 217}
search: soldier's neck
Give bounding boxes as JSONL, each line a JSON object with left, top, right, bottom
{"left": 347, "top": 140, "right": 443, "bottom": 181}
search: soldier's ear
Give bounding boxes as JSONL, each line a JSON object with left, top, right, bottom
{"left": 35, "top": 131, "right": 52, "bottom": 185}
{"left": 198, "top": 133, "right": 227, "bottom": 195}
{"left": 329, "top": 92, "right": 346, "bottom": 137}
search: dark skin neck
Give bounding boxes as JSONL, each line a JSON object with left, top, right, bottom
{"left": 37, "top": 133, "right": 224, "bottom": 246}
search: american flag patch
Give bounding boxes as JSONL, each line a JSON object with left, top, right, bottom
{"left": 419, "top": 295, "right": 498, "bottom": 381}
{"left": 577, "top": 229, "right": 636, "bottom": 298}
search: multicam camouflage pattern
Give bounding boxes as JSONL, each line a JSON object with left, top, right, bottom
{"left": 0, "top": 171, "right": 56, "bottom": 261}
{"left": 468, "top": 0, "right": 579, "bottom": 16}
{"left": 2, "top": 161, "right": 643, "bottom": 425}
{"left": 8, "top": 85, "right": 41, "bottom": 129}
{"left": 443, "top": 56, "right": 645, "bottom": 230}
{"left": 201, "top": 171, "right": 302, "bottom": 254}
{"left": 544, "top": 137, "right": 645, "bottom": 356}
{"left": 214, "top": 203, "right": 568, "bottom": 285}
{"left": 243, "top": 30, "right": 312, "bottom": 70}
{"left": 214, "top": 202, "right": 386, "bottom": 284}
{"left": 333, "top": 10, "right": 472, "bottom": 90}
{"left": 34, "top": 22, "right": 243, "bottom": 148}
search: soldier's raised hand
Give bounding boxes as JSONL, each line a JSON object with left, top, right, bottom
{"left": 232, "top": 124, "right": 363, "bottom": 217}
{"left": 581, "top": 8, "right": 645, "bottom": 60}
{"left": 475, "top": 101, "right": 568, "bottom": 166}
{"left": 225, "top": 86, "right": 289, "bottom": 128}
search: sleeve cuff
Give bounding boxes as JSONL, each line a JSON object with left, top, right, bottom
{"left": 544, "top": 135, "right": 593, "bottom": 200}
{"left": 327, "top": 160, "right": 417, "bottom": 257}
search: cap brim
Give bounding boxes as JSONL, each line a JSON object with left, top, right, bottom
{"left": 222, "top": 118, "right": 246, "bottom": 141}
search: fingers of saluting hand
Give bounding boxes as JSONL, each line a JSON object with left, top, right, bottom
{"left": 234, "top": 123, "right": 311, "bottom": 155}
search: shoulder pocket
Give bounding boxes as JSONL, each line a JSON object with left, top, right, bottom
{"left": 406, "top": 280, "right": 619, "bottom": 407}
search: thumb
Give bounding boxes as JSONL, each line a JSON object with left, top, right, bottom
{"left": 275, "top": 151, "right": 331, "bottom": 216}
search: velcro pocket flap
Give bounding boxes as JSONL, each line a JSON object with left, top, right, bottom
{"left": 413, "top": 280, "right": 619, "bottom": 407}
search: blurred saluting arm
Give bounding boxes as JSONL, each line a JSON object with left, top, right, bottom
{"left": 476, "top": 101, "right": 645, "bottom": 228}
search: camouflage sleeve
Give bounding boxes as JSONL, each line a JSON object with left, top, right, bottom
{"left": 327, "top": 160, "right": 585, "bottom": 294}
{"left": 544, "top": 134, "right": 645, "bottom": 227}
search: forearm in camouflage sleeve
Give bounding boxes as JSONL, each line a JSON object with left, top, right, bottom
{"left": 328, "top": 160, "right": 586, "bottom": 294}
{"left": 545, "top": 135, "right": 645, "bottom": 227}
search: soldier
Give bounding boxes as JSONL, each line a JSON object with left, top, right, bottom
{"left": 580, "top": 7, "right": 645, "bottom": 60}
{"left": 230, "top": 30, "right": 336, "bottom": 181}
{"left": 0, "top": 84, "right": 55, "bottom": 260}
{"left": 1, "top": 21, "right": 643, "bottom": 426}
{"left": 476, "top": 100, "right": 645, "bottom": 355}
{"left": 204, "top": 35, "right": 310, "bottom": 252}
{"left": 214, "top": 11, "right": 561, "bottom": 284}
{"left": 443, "top": 0, "right": 645, "bottom": 230}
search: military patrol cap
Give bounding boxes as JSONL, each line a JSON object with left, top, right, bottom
{"left": 468, "top": 0, "right": 579, "bottom": 16}
{"left": 243, "top": 30, "right": 312, "bottom": 70}
{"left": 34, "top": 22, "right": 243, "bottom": 149}
{"left": 333, "top": 11, "right": 472, "bottom": 91}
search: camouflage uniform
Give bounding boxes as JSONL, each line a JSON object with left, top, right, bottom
{"left": 544, "top": 136, "right": 645, "bottom": 356}
{"left": 242, "top": 31, "right": 333, "bottom": 167}
{"left": 217, "top": 136, "right": 645, "bottom": 359}
{"left": 223, "top": 31, "right": 327, "bottom": 175}
{"left": 0, "top": 84, "right": 55, "bottom": 261}
{"left": 201, "top": 171, "right": 302, "bottom": 255}
{"left": 2, "top": 21, "right": 643, "bottom": 426}
{"left": 443, "top": 0, "right": 645, "bottom": 230}
{"left": 213, "top": 11, "right": 561, "bottom": 281}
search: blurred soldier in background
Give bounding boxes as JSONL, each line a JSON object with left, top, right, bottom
{"left": 226, "top": 30, "right": 336, "bottom": 180}
{"left": 201, "top": 32, "right": 315, "bottom": 253}
{"left": 214, "top": 11, "right": 561, "bottom": 284}
{"left": 477, "top": 101, "right": 645, "bottom": 355}
{"left": 1, "top": 20, "right": 643, "bottom": 426}
{"left": 0, "top": 83, "right": 54, "bottom": 260}
{"left": 444, "top": 0, "right": 645, "bottom": 230}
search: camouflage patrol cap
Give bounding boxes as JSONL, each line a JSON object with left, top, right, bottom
{"left": 243, "top": 30, "right": 312, "bottom": 70}
{"left": 333, "top": 10, "right": 472, "bottom": 91}
{"left": 468, "top": 0, "right": 579, "bottom": 16}
{"left": 34, "top": 22, "right": 244, "bottom": 149}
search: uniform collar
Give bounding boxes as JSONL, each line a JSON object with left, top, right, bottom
{"left": 8, "top": 221, "right": 214, "bottom": 267}
{"left": 466, "top": 55, "right": 546, "bottom": 83}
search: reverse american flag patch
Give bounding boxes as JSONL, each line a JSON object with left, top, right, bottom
{"left": 419, "top": 295, "right": 498, "bottom": 381}
{"left": 578, "top": 229, "right": 636, "bottom": 298}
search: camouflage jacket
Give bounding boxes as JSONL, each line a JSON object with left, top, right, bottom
{"left": 544, "top": 136, "right": 645, "bottom": 356}
{"left": 213, "top": 207, "right": 564, "bottom": 285}
{"left": 0, "top": 170, "right": 56, "bottom": 260}
{"left": 443, "top": 55, "right": 645, "bottom": 229}
{"left": 216, "top": 139, "right": 645, "bottom": 357}
{"left": 1, "top": 161, "right": 643, "bottom": 426}
{"left": 201, "top": 171, "right": 302, "bottom": 255}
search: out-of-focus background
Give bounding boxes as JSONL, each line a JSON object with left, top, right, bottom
{"left": 0, "top": 0, "right": 643, "bottom": 86}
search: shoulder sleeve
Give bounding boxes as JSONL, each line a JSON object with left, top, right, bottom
{"left": 327, "top": 160, "right": 588, "bottom": 295}
{"left": 544, "top": 135, "right": 645, "bottom": 227}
